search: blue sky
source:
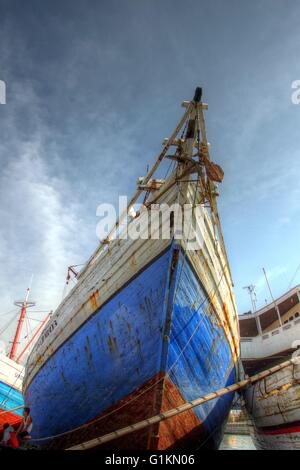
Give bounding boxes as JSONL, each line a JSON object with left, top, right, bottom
{"left": 0, "top": 0, "right": 300, "bottom": 348}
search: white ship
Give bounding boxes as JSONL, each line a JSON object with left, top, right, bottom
{"left": 240, "top": 285, "right": 300, "bottom": 449}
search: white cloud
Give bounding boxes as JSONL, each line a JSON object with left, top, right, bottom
{"left": 0, "top": 22, "right": 96, "bottom": 354}
{"left": 0, "top": 112, "right": 90, "bottom": 354}
{"left": 277, "top": 216, "right": 291, "bottom": 226}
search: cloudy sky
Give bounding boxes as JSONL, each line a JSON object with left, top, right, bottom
{"left": 0, "top": 0, "right": 300, "bottom": 350}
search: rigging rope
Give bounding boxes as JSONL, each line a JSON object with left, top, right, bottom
{"left": 0, "top": 312, "right": 19, "bottom": 337}
{"left": 288, "top": 263, "right": 300, "bottom": 290}
{"left": 0, "top": 308, "right": 18, "bottom": 317}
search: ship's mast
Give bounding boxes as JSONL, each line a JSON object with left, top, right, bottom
{"left": 16, "top": 311, "right": 51, "bottom": 363}
{"left": 263, "top": 267, "right": 283, "bottom": 327}
{"left": 9, "top": 286, "right": 36, "bottom": 362}
{"left": 80, "top": 88, "right": 231, "bottom": 280}
{"left": 243, "top": 284, "right": 262, "bottom": 335}
{"left": 195, "top": 95, "right": 232, "bottom": 281}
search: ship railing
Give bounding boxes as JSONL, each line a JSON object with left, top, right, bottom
{"left": 241, "top": 317, "right": 300, "bottom": 359}
{"left": 241, "top": 316, "right": 300, "bottom": 343}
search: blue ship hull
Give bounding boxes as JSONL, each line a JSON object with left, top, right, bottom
{"left": 25, "top": 243, "right": 237, "bottom": 449}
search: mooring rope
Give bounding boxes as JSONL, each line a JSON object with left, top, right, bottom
{"left": 0, "top": 405, "right": 24, "bottom": 415}
{"left": 197, "top": 391, "right": 241, "bottom": 450}
{"left": 67, "top": 356, "right": 300, "bottom": 450}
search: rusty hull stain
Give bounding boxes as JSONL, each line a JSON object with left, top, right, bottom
{"left": 89, "top": 289, "right": 100, "bottom": 312}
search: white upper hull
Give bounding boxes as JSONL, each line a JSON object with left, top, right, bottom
{"left": 0, "top": 353, "right": 24, "bottom": 391}
{"left": 24, "top": 181, "right": 239, "bottom": 392}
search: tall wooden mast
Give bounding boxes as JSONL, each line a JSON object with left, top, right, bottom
{"left": 9, "top": 286, "right": 35, "bottom": 361}
{"left": 78, "top": 88, "right": 230, "bottom": 282}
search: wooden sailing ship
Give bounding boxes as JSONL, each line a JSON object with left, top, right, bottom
{"left": 23, "top": 88, "right": 240, "bottom": 450}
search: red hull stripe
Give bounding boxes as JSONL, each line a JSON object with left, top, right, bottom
{"left": 258, "top": 421, "right": 300, "bottom": 436}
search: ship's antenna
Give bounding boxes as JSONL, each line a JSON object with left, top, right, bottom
{"left": 243, "top": 284, "right": 257, "bottom": 313}
{"left": 243, "top": 284, "right": 262, "bottom": 335}
{"left": 262, "top": 267, "right": 283, "bottom": 327}
{"left": 9, "top": 280, "right": 36, "bottom": 362}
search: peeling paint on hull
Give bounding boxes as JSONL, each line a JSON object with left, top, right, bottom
{"left": 25, "top": 244, "right": 237, "bottom": 449}
{"left": 244, "top": 358, "right": 300, "bottom": 450}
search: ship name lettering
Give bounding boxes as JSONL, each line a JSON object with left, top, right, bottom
{"left": 37, "top": 320, "right": 58, "bottom": 348}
